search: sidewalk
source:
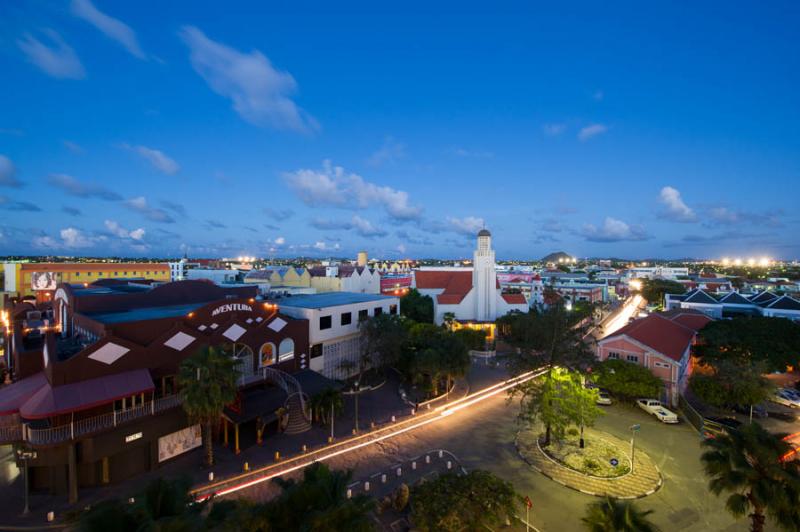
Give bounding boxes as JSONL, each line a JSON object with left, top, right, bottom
{"left": 516, "top": 426, "right": 662, "bottom": 499}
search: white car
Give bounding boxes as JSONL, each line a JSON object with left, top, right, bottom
{"left": 637, "top": 398, "right": 679, "bottom": 423}
{"left": 596, "top": 390, "right": 612, "bottom": 405}
{"left": 771, "top": 389, "right": 800, "bottom": 408}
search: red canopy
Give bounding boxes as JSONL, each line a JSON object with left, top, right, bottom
{"left": 0, "top": 372, "right": 48, "bottom": 416}
{"left": 20, "top": 369, "right": 154, "bottom": 419}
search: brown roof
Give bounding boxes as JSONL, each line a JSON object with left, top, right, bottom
{"left": 602, "top": 314, "right": 699, "bottom": 362}
{"left": 502, "top": 293, "right": 527, "bottom": 305}
{"left": 415, "top": 270, "right": 474, "bottom": 304}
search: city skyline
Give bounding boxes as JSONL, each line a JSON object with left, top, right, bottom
{"left": 1, "top": 1, "right": 799, "bottom": 260}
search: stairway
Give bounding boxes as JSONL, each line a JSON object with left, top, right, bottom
{"left": 283, "top": 393, "right": 312, "bottom": 435}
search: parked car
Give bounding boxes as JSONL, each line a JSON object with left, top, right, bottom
{"left": 733, "top": 403, "right": 768, "bottom": 419}
{"left": 770, "top": 388, "right": 800, "bottom": 408}
{"left": 703, "top": 416, "right": 742, "bottom": 439}
{"left": 768, "top": 409, "right": 797, "bottom": 423}
{"left": 636, "top": 398, "right": 679, "bottom": 423}
{"left": 596, "top": 390, "right": 612, "bottom": 406}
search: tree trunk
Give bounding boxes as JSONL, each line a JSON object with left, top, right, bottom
{"left": 544, "top": 423, "right": 551, "bottom": 446}
{"left": 204, "top": 420, "right": 214, "bottom": 467}
{"left": 750, "top": 507, "right": 766, "bottom": 532}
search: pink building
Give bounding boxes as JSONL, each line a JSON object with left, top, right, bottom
{"left": 596, "top": 309, "right": 712, "bottom": 406}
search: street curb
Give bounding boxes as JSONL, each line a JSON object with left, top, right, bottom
{"left": 514, "top": 430, "right": 663, "bottom": 500}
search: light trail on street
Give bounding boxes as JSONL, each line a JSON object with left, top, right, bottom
{"left": 602, "top": 294, "right": 644, "bottom": 336}
{"left": 193, "top": 366, "right": 550, "bottom": 501}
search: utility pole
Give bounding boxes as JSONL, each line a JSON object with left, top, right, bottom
{"left": 17, "top": 448, "right": 37, "bottom": 515}
{"left": 354, "top": 380, "right": 360, "bottom": 434}
{"left": 629, "top": 424, "right": 640, "bottom": 473}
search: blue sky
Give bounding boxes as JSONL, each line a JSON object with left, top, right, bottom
{"left": 1, "top": 1, "right": 798, "bottom": 260}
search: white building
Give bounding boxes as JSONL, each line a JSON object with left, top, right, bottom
{"left": 413, "top": 229, "right": 528, "bottom": 335}
{"left": 308, "top": 265, "right": 381, "bottom": 294}
{"left": 184, "top": 269, "right": 241, "bottom": 284}
{"left": 168, "top": 259, "right": 186, "bottom": 281}
{"left": 626, "top": 266, "right": 689, "bottom": 280}
{"left": 275, "top": 292, "right": 400, "bottom": 379}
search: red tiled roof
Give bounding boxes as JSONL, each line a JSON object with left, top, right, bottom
{"left": 415, "top": 270, "right": 474, "bottom": 304}
{"left": 602, "top": 314, "right": 697, "bottom": 362}
{"left": 501, "top": 293, "right": 527, "bottom": 305}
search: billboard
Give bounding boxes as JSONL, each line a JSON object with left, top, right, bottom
{"left": 31, "top": 272, "right": 57, "bottom": 291}
{"left": 158, "top": 424, "right": 201, "bottom": 462}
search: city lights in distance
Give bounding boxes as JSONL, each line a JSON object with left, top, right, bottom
{"left": 721, "top": 257, "right": 773, "bottom": 268}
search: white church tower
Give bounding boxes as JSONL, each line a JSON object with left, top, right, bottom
{"left": 472, "top": 228, "right": 497, "bottom": 321}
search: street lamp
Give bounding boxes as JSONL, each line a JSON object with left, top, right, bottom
{"left": 629, "top": 424, "right": 640, "bottom": 474}
{"left": 17, "top": 448, "right": 37, "bottom": 515}
{"left": 354, "top": 380, "right": 360, "bottom": 434}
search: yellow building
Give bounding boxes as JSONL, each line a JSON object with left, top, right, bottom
{"left": 244, "top": 267, "right": 311, "bottom": 288}
{"left": 2, "top": 262, "right": 171, "bottom": 298}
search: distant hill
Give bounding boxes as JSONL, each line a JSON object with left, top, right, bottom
{"left": 541, "top": 251, "right": 573, "bottom": 263}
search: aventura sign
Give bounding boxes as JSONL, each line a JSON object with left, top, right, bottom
{"left": 211, "top": 303, "right": 253, "bottom": 317}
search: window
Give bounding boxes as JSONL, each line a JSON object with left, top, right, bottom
{"left": 259, "top": 342, "right": 276, "bottom": 366}
{"left": 341, "top": 312, "right": 352, "bottom": 326}
{"left": 374, "top": 307, "right": 383, "bottom": 316}
{"left": 279, "top": 339, "right": 295, "bottom": 362}
{"left": 320, "top": 315, "right": 332, "bottom": 330}
{"left": 608, "top": 351, "right": 620, "bottom": 359}
{"left": 310, "top": 343, "right": 323, "bottom": 359}
{"left": 75, "top": 272, "right": 80, "bottom": 277}
{"left": 390, "top": 304, "right": 398, "bottom": 315}
{"left": 626, "top": 354, "right": 639, "bottom": 363}
{"left": 358, "top": 309, "right": 369, "bottom": 322}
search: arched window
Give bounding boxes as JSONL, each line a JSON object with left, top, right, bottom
{"left": 278, "top": 338, "right": 295, "bottom": 362}
{"left": 259, "top": 342, "right": 276, "bottom": 367}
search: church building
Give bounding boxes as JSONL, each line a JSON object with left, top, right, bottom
{"left": 413, "top": 229, "right": 528, "bottom": 340}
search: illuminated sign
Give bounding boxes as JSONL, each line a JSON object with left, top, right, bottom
{"left": 158, "top": 425, "right": 201, "bottom": 462}
{"left": 125, "top": 432, "right": 143, "bottom": 443}
{"left": 31, "top": 272, "right": 57, "bottom": 291}
{"left": 211, "top": 303, "right": 253, "bottom": 317}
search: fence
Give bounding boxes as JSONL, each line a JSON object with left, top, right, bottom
{"left": 678, "top": 393, "right": 704, "bottom": 435}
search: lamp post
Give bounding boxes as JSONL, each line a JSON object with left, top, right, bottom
{"left": 354, "top": 380, "right": 360, "bottom": 434}
{"left": 17, "top": 448, "right": 37, "bottom": 515}
{"left": 629, "top": 424, "right": 640, "bottom": 474}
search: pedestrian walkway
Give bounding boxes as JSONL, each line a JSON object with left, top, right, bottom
{"left": 516, "top": 427, "right": 662, "bottom": 499}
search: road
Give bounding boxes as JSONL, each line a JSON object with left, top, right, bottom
{"left": 231, "top": 364, "right": 749, "bottom": 532}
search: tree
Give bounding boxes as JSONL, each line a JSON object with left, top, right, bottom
{"left": 400, "top": 322, "right": 470, "bottom": 398}
{"left": 178, "top": 346, "right": 239, "bottom": 466}
{"left": 639, "top": 279, "right": 686, "bottom": 307}
{"left": 453, "top": 327, "right": 487, "bottom": 351}
{"left": 359, "top": 313, "right": 408, "bottom": 376}
{"left": 78, "top": 477, "right": 204, "bottom": 532}
{"left": 310, "top": 386, "right": 344, "bottom": 427}
{"left": 267, "top": 462, "right": 374, "bottom": 532}
{"left": 410, "top": 470, "right": 519, "bottom": 532}
{"left": 690, "top": 360, "right": 773, "bottom": 411}
{"left": 400, "top": 288, "right": 434, "bottom": 323}
{"left": 516, "top": 367, "right": 603, "bottom": 446}
{"left": 696, "top": 317, "right": 800, "bottom": 373}
{"left": 581, "top": 497, "right": 660, "bottom": 532}
{"left": 592, "top": 359, "right": 663, "bottom": 401}
{"left": 702, "top": 423, "right": 800, "bottom": 531}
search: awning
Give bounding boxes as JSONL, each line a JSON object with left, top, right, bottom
{"left": 0, "top": 372, "right": 48, "bottom": 416}
{"left": 20, "top": 369, "right": 154, "bottom": 419}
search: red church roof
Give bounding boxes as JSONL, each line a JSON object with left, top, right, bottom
{"left": 501, "top": 293, "right": 527, "bottom": 304}
{"left": 415, "top": 270, "right": 474, "bottom": 304}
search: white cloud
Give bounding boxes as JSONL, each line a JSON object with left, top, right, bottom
{"left": 179, "top": 26, "right": 318, "bottom": 133}
{"left": 33, "top": 235, "right": 59, "bottom": 249}
{"left": 48, "top": 173, "right": 121, "bottom": 200}
{"left": 274, "top": 236, "right": 286, "bottom": 245}
{"left": 0, "top": 155, "right": 22, "bottom": 188}
{"left": 284, "top": 160, "right": 422, "bottom": 220}
{"left": 123, "top": 144, "right": 180, "bottom": 175}
{"left": 367, "top": 137, "right": 405, "bottom": 167}
{"left": 351, "top": 215, "right": 387, "bottom": 238}
{"left": 447, "top": 216, "right": 485, "bottom": 236}
{"left": 60, "top": 227, "right": 100, "bottom": 248}
{"left": 578, "top": 123, "right": 608, "bottom": 141}
{"left": 543, "top": 123, "right": 567, "bottom": 137}
{"left": 396, "top": 244, "right": 407, "bottom": 254}
{"left": 580, "top": 217, "right": 647, "bottom": 242}
{"left": 104, "top": 220, "right": 145, "bottom": 240}
{"left": 62, "top": 140, "right": 84, "bottom": 154}
{"left": 311, "top": 215, "right": 387, "bottom": 238}
{"left": 658, "top": 186, "right": 696, "bottom": 222}
{"left": 708, "top": 207, "right": 782, "bottom": 228}
{"left": 70, "top": 0, "right": 145, "bottom": 59}
{"left": 313, "top": 241, "right": 340, "bottom": 252}
{"left": 125, "top": 196, "right": 175, "bottom": 223}
{"left": 17, "top": 29, "right": 85, "bottom": 79}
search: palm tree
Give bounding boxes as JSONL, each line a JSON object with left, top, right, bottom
{"left": 701, "top": 422, "right": 800, "bottom": 532}
{"left": 316, "top": 387, "right": 344, "bottom": 426}
{"left": 581, "top": 497, "right": 660, "bottom": 532}
{"left": 178, "top": 346, "right": 239, "bottom": 466}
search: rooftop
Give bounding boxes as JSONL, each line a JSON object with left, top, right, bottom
{"left": 273, "top": 292, "right": 395, "bottom": 309}
{"left": 86, "top": 301, "right": 213, "bottom": 324}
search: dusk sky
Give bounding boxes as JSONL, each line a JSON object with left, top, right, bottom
{"left": 1, "top": 2, "right": 798, "bottom": 260}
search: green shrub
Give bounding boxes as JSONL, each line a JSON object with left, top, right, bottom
{"left": 393, "top": 483, "right": 410, "bottom": 512}
{"left": 567, "top": 427, "right": 579, "bottom": 437}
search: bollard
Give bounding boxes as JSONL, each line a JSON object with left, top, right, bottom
{"left": 328, "top": 436, "right": 334, "bottom": 443}
{"left": 396, "top": 467, "right": 402, "bottom": 477}
{"left": 439, "top": 450, "right": 444, "bottom": 458}
{"left": 353, "top": 428, "right": 358, "bottom": 435}
{"left": 128, "top": 497, "right": 135, "bottom": 504}
{"left": 208, "top": 472, "right": 214, "bottom": 482}
{"left": 391, "top": 415, "right": 396, "bottom": 422}
{"left": 346, "top": 489, "right": 352, "bottom": 499}
{"left": 427, "top": 403, "right": 431, "bottom": 410}
{"left": 447, "top": 461, "right": 452, "bottom": 470}
{"left": 302, "top": 444, "right": 308, "bottom": 452}
{"left": 381, "top": 474, "right": 387, "bottom": 484}
{"left": 47, "top": 512, "right": 55, "bottom": 522}
{"left": 274, "top": 451, "right": 280, "bottom": 462}
{"left": 411, "top": 408, "right": 416, "bottom": 415}
{"left": 425, "top": 455, "right": 430, "bottom": 464}
{"left": 370, "top": 421, "right": 376, "bottom": 429}
{"left": 364, "top": 481, "right": 370, "bottom": 492}
{"left": 412, "top": 461, "right": 417, "bottom": 470}
{"left": 244, "top": 462, "right": 249, "bottom": 472}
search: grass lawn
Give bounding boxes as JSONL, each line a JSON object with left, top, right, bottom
{"left": 542, "top": 430, "right": 631, "bottom": 478}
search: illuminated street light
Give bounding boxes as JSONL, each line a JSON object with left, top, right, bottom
{"left": 747, "top": 258, "right": 756, "bottom": 266}
{"left": 722, "top": 258, "right": 730, "bottom": 266}
{"left": 734, "top": 258, "right": 743, "bottom": 266}
{"left": 759, "top": 257, "right": 770, "bottom": 267}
